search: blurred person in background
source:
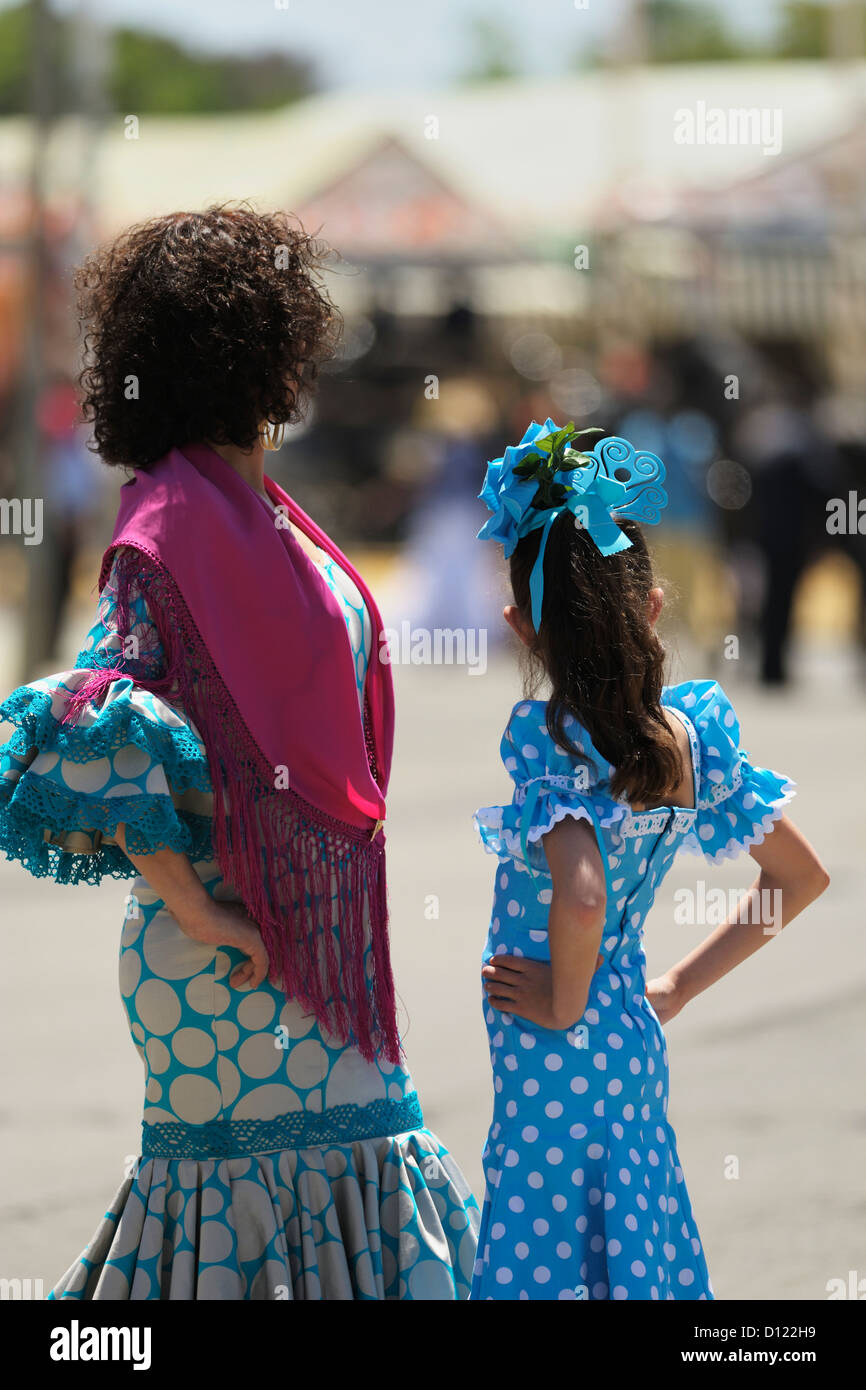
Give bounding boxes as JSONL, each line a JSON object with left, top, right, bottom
{"left": 733, "top": 360, "right": 835, "bottom": 685}
{"left": 813, "top": 393, "right": 866, "bottom": 675}
{"left": 381, "top": 376, "right": 504, "bottom": 642}
{"left": 38, "top": 374, "right": 106, "bottom": 659}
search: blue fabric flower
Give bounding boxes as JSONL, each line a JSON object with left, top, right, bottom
{"left": 476, "top": 419, "right": 559, "bottom": 557}
{"left": 477, "top": 420, "right": 667, "bottom": 630}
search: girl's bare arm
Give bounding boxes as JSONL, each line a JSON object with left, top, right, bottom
{"left": 483, "top": 816, "right": 606, "bottom": 1029}
{"left": 648, "top": 814, "right": 830, "bottom": 1023}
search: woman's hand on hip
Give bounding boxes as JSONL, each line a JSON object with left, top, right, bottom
{"left": 114, "top": 826, "right": 271, "bottom": 990}
{"left": 180, "top": 900, "right": 271, "bottom": 989}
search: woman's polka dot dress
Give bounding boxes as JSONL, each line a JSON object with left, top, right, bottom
{"left": 0, "top": 547, "right": 480, "bottom": 1300}
{"left": 470, "top": 683, "right": 795, "bottom": 1300}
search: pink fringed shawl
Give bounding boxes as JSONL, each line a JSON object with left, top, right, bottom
{"left": 65, "top": 442, "right": 399, "bottom": 1063}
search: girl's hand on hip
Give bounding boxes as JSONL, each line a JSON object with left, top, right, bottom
{"left": 482, "top": 953, "right": 603, "bottom": 1030}
{"left": 179, "top": 900, "right": 271, "bottom": 989}
{"left": 645, "top": 972, "right": 684, "bottom": 1025}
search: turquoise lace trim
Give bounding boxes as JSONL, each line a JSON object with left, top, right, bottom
{"left": 0, "top": 775, "right": 213, "bottom": 883}
{"left": 72, "top": 644, "right": 162, "bottom": 678}
{"left": 141, "top": 1093, "right": 424, "bottom": 1159}
{"left": 0, "top": 679, "right": 214, "bottom": 882}
{"left": 0, "top": 683, "right": 211, "bottom": 789}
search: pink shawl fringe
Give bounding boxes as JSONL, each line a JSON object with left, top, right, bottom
{"left": 63, "top": 545, "right": 401, "bottom": 1065}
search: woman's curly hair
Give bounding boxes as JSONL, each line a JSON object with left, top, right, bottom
{"left": 74, "top": 201, "right": 342, "bottom": 468}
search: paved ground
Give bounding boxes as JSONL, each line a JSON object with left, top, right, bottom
{"left": 1, "top": 608, "right": 864, "bottom": 1300}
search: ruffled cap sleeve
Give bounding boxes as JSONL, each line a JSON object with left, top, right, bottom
{"left": 665, "top": 680, "right": 796, "bottom": 864}
{"left": 474, "top": 701, "right": 625, "bottom": 872}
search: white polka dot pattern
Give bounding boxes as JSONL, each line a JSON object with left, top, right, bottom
{"left": 470, "top": 681, "right": 792, "bottom": 1301}
{"left": 314, "top": 551, "right": 372, "bottom": 712}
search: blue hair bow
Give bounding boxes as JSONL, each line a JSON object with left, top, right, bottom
{"left": 477, "top": 420, "right": 668, "bottom": 631}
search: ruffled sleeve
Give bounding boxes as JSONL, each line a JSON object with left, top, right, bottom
{"left": 664, "top": 679, "right": 796, "bottom": 865}
{"left": 0, "top": 549, "right": 213, "bottom": 884}
{"left": 473, "top": 700, "right": 626, "bottom": 874}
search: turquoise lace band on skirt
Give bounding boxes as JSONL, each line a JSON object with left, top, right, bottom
{"left": 141, "top": 1093, "right": 425, "bottom": 1159}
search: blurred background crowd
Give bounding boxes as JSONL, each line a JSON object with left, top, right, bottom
{"left": 1, "top": 0, "right": 865, "bottom": 687}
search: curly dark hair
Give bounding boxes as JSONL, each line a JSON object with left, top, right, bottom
{"left": 74, "top": 201, "right": 342, "bottom": 468}
{"left": 510, "top": 514, "right": 682, "bottom": 806}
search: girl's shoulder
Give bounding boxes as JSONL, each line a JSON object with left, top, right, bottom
{"left": 660, "top": 678, "right": 796, "bottom": 861}
{"left": 661, "top": 677, "right": 739, "bottom": 731}
{"left": 659, "top": 678, "right": 744, "bottom": 807}
{"left": 499, "top": 679, "right": 744, "bottom": 801}
{"left": 486, "top": 681, "right": 794, "bottom": 866}
{"left": 498, "top": 698, "right": 615, "bottom": 793}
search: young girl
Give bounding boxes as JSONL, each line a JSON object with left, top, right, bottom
{"left": 470, "top": 421, "right": 829, "bottom": 1301}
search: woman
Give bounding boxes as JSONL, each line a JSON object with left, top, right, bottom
{"left": 0, "top": 203, "right": 480, "bottom": 1299}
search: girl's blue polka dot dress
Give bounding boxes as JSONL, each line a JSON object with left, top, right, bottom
{"left": 471, "top": 683, "right": 795, "bottom": 1300}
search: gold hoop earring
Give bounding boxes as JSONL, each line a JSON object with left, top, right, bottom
{"left": 258, "top": 420, "right": 287, "bottom": 451}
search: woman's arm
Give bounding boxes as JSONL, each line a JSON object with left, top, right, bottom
{"left": 482, "top": 816, "right": 607, "bottom": 1030}
{"left": 114, "top": 824, "right": 270, "bottom": 989}
{"left": 647, "top": 814, "right": 830, "bottom": 1024}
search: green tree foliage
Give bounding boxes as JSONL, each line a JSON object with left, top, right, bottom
{"left": 776, "top": 2, "right": 866, "bottom": 59}
{"left": 109, "top": 30, "right": 315, "bottom": 114}
{"left": 0, "top": 2, "right": 63, "bottom": 115}
{"left": 776, "top": 1, "right": 826, "bottom": 58}
{"left": 461, "top": 14, "right": 520, "bottom": 82}
{"left": 644, "top": 0, "right": 748, "bottom": 63}
{"left": 0, "top": 1, "right": 316, "bottom": 116}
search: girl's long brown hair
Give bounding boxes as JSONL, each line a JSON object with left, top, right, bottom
{"left": 509, "top": 512, "right": 682, "bottom": 805}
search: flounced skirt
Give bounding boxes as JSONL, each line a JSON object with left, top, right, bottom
{"left": 50, "top": 1128, "right": 480, "bottom": 1300}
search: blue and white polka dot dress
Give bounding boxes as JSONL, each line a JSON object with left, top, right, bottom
{"left": 471, "top": 682, "right": 795, "bottom": 1300}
